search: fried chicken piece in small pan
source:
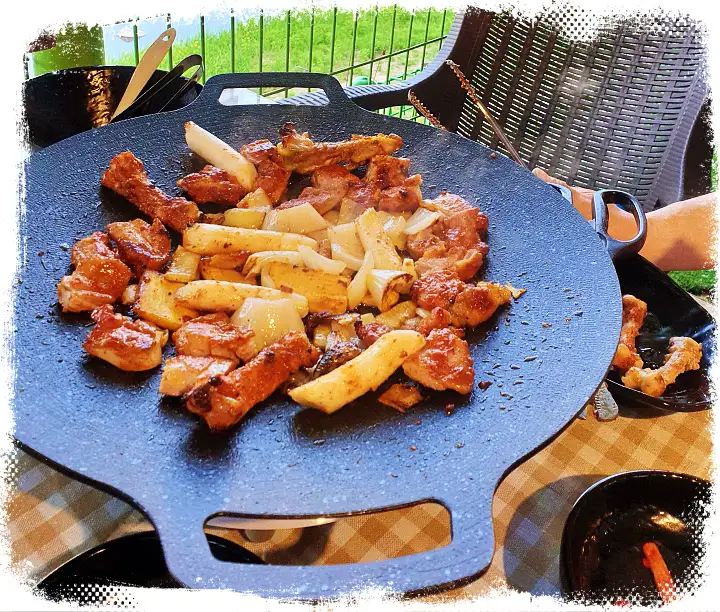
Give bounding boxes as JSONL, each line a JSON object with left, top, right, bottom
{"left": 176, "top": 165, "right": 247, "bottom": 206}
{"left": 101, "top": 151, "right": 199, "bottom": 232}
{"left": 622, "top": 336, "right": 702, "bottom": 397}
{"left": 612, "top": 295, "right": 647, "bottom": 371}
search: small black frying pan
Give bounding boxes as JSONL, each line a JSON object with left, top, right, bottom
{"left": 552, "top": 185, "right": 713, "bottom": 412}
{"left": 560, "top": 470, "right": 711, "bottom": 605}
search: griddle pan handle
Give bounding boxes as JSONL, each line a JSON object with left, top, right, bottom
{"left": 191, "top": 72, "right": 355, "bottom": 110}
{"left": 549, "top": 184, "right": 647, "bottom": 262}
{"left": 592, "top": 189, "right": 647, "bottom": 262}
{"left": 147, "top": 490, "right": 495, "bottom": 598}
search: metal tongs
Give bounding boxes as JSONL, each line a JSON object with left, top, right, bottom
{"left": 110, "top": 28, "right": 203, "bottom": 124}
{"left": 408, "top": 61, "right": 650, "bottom": 421}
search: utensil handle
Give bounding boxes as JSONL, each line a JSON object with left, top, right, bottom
{"left": 191, "top": 72, "right": 355, "bottom": 110}
{"left": 147, "top": 490, "right": 494, "bottom": 598}
{"left": 111, "top": 28, "right": 176, "bottom": 120}
{"left": 592, "top": 189, "right": 647, "bottom": 261}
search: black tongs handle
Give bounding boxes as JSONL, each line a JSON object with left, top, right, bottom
{"left": 592, "top": 189, "right": 647, "bottom": 261}
{"left": 549, "top": 184, "right": 647, "bottom": 262}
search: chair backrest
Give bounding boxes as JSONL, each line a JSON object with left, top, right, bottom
{"left": 447, "top": 9, "right": 708, "bottom": 211}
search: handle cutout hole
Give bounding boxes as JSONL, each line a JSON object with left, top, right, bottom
{"left": 203, "top": 502, "right": 450, "bottom": 565}
{"left": 218, "top": 87, "right": 328, "bottom": 106}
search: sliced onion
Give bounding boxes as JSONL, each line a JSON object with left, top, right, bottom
{"left": 298, "top": 244, "right": 346, "bottom": 275}
{"left": 403, "top": 208, "right": 440, "bottom": 235}
{"left": 243, "top": 251, "right": 304, "bottom": 276}
{"left": 367, "top": 269, "right": 413, "bottom": 312}
{"left": 331, "top": 243, "right": 364, "bottom": 272}
{"left": 347, "top": 251, "right": 374, "bottom": 309}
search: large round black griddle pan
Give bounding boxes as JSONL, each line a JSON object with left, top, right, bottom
{"left": 15, "top": 73, "right": 622, "bottom": 599}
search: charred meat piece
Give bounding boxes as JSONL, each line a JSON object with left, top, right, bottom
{"left": 101, "top": 151, "right": 200, "bottom": 232}
{"left": 172, "top": 313, "right": 255, "bottom": 362}
{"left": 239, "top": 139, "right": 291, "bottom": 203}
{"left": 622, "top": 336, "right": 702, "bottom": 397}
{"left": 106, "top": 218, "right": 171, "bottom": 275}
{"left": 402, "top": 327, "right": 474, "bottom": 394}
{"left": 410, "top": 270, "right": 511, "bottom": 328}
{"left": 414, "top": 306, "right": 452, "bottom": 336}
{"left": 312, "top": 340, "right": 363, "bottom": 378}
{"left": 70, "top": 231, "right": 119, "bottom": 266}
{"left": 159, "top": 355, "right": 237, "bottom": 396}
{"left": 186, "top": 331, "right": 320, "bottom": 431}
{"left": 276, "top": 123, "right": 403, "bottom": 174}
{"left": 177, "top": 165, "right": 247, "bottom": 206}
{"left": 57, "top": 254, "right": 132, "bottom": 313}
{"left": 612, "top": 295, "right": 648, "bottom": 371}
{"left": 83, "top": 305, "right": 168, "bottom": 371}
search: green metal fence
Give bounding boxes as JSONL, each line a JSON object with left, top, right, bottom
{"left": 107, "top": 7, "right": 453, "bottom": 121}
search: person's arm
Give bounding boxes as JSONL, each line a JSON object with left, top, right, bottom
{"left": 532, "top": 169, "right": 717, "bottom": 271}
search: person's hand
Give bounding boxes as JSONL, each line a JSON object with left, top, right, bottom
{"left": 532, "top": 168, "right": 594, "bottom": 220}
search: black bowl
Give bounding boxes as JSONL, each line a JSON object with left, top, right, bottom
{"left": 23, "top": 65, "right": 202, "bottom": 150}
{"left": 37, "top": 531, "right": 263, "bottom": 603}
{"left": 560, "top": 470, "right": 711, "bottom": 605}
{"left": 606, "top": 255, "right": 715, "bottom": 412}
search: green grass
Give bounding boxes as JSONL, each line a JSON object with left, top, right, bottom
{"left": 108, "top": 8, "right": 453, "bottom": 98}
{"left": 667, "top": 270, "right": 716, "bottom": 296}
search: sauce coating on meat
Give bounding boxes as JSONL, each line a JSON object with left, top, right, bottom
{"left": 106, "top": 218, "right": 171, "bottom": 275}
{"left": 402, "top": 328, "right": 474, "bottom": 393}
{"left": 101, "top": 151, "right": 199, "bottom": 232}
{"left": 240, "top": 139, "right": 291, "bottom": 203}
{"left": 57, "top": 234, "right": 132, "bottom": 313}
{"left": 159, "top": 355, "right": 237, "bottom": 396}
{"left": 83, "top": 305, "right": 168, "bottom": 371}
{"left": 186, "top": 331, "right": 320, "bottom": 431}
{"left": 177, "top": 165, "right": 247, "bottom": 206}
{"left": 172, "top": 313, "right": 255, "bottom": 362}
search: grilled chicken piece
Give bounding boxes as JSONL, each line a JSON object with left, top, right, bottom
{"left": 414, "top": 306, "right": 452, "bottom": 336}
{"left": 70, "top": 232, "right": 118, "bottom": 266}
{"left": 172, "top": 313, "right": 255, "bottom": 362}
{"left": 177, "top": 165, "right": 247, "bottom": 206}
{"left": 377, "top": 174, "right": 423, "bottom": 213}
{"left": 622, "top": 336, "right": 702, "bottom": 397}
{"left": 407, "top": 194, "right": 489, "bottom": 281}
{"left": 276, "top": 123, "right": 403, "bottom": 174}
{"left": 83, "top": 305, "right": 168, "bottom": 371}
{"left": 239, "top": 139, "right": 291, "bottom": 203}
{"left": 278, "top": 165, "right": 361, "bottom": 215}
{"left": 57, "top": 240, "right": 132, "bottom": 313}
{"left": 410, "top": 270, "right": 511, "bottom": 328}
{"left": 450, "top": 282, "right": 512, "bottom": 328}
{"left": 106, "top": 218, "right": 171, "bottom": 275}
{"left": 402, "top": 328, "right": 474, "bottom": 394}
{"left": 365, "top": 155, "right": 411, "bottom": 189}
{"left": 612, "top": 295, "right": 648, "bottom": 371}
{"left": 186, "top": 331, "right": 320, "bottom": 431}
{"left": 159, "top": 355, "right": 237, "bottom": 396}
{"left": 101, "top": 151, "right": 200, "bottom": 232}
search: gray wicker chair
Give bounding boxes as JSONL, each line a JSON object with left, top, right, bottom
{"left": 285, "top": 8, "right": 709, "bottom": 211}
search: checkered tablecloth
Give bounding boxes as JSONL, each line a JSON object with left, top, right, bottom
{"left": 7, "top": 400, "right": 713, "bottom": 600}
